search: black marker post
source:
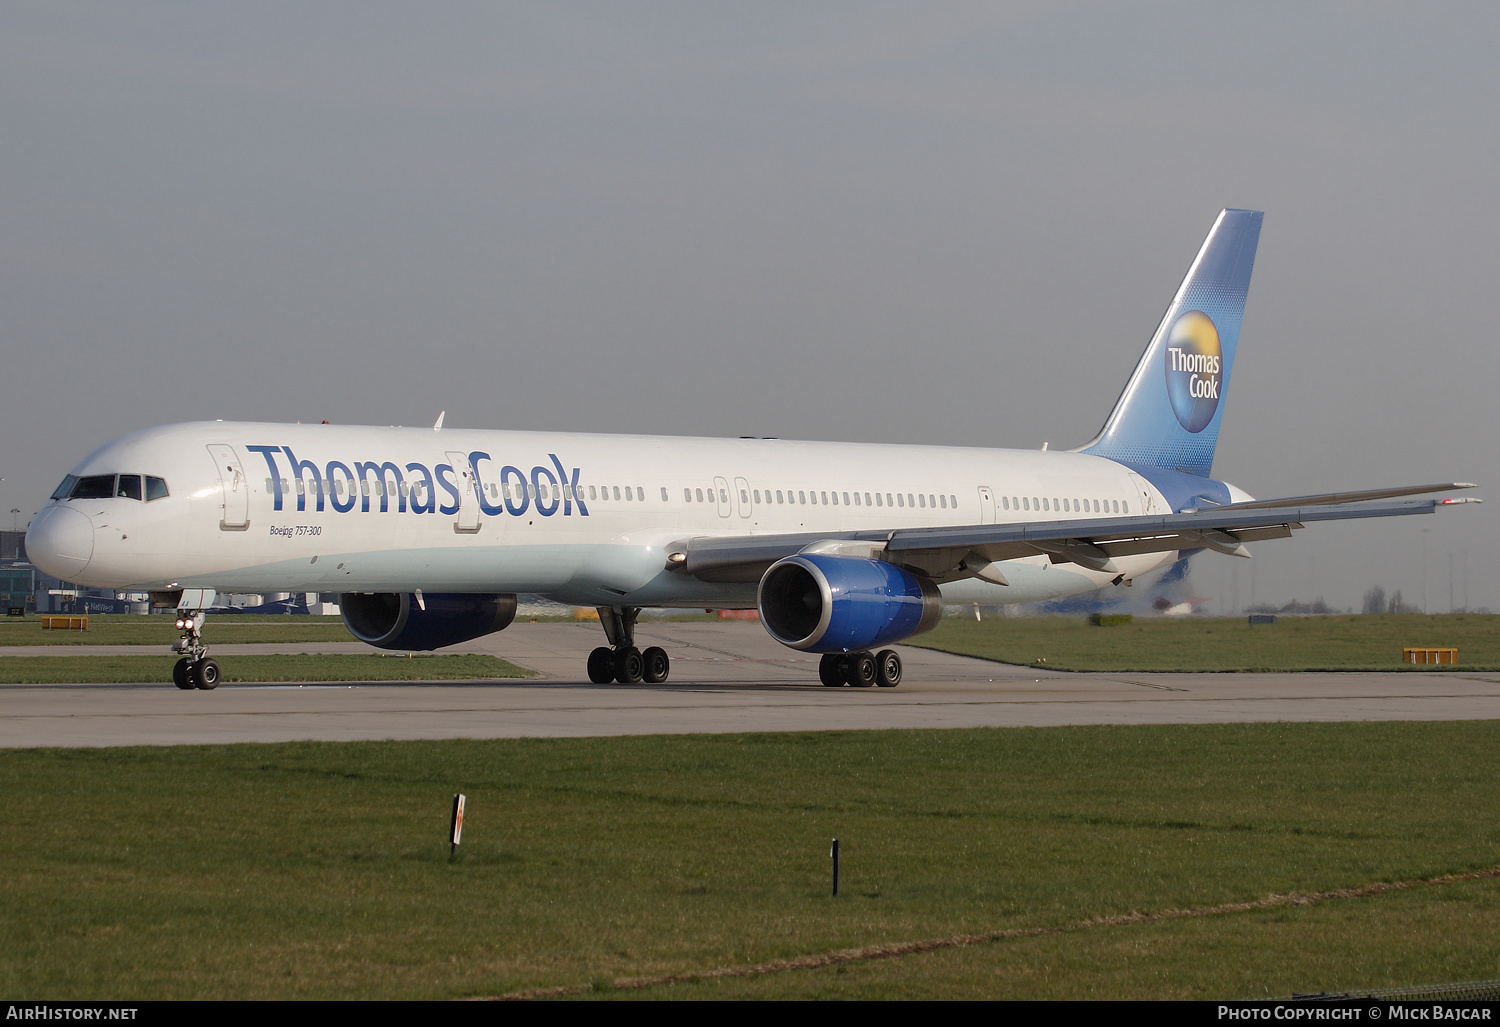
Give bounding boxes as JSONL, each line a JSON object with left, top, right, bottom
{"left": 831, "top": 838, "right": 840, "bottom": 896}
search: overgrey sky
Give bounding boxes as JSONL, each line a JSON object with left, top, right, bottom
{"left": 2, "top": 2, "right": 1496, "bottom": 611}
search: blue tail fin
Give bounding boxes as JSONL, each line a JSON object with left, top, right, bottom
{"left": 1080, "top": 208, "right": 1262, "bottom": 477}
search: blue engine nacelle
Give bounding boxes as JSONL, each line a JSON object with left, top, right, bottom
{"left": 339, "top": 592, "right": 518, "bottom": 651}
{"left": 758, "top": 555, "right": 944, "bottom": 653}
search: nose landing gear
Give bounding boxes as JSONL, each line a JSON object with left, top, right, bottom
{"left": 588, "top": 606, "right": 671, "bottom": 684}
{"left": 170, "top": 590, "right": 221, "bottom": 690}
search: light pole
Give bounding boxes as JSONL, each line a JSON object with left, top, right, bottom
{"left": 8, "top": 509, "right": 17, "bottom": 531}
{"left": 1421, "top": 529, "right": 1430, "bottom": 613}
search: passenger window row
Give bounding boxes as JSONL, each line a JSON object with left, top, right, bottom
{"left": 491, "top": 481, "right": 570, "bottom": 502}
{"left": 272, "top": 477, "right": 403, "bottom": 498}
{"left": 589, "top": 485, "right": 644, "bottom": 502}
{"left": 1001, "top": 495, "right": 1128, "bottom": 515}
{"left": 253, "top": 473, "right": 1129, "bottom": 519}
{"left": 272, "top": 477, "right": 352, "bottom": 496}
{"left": 55, "top": 474, "right": 169, "bottom": 502}
{"left": 683, "top": 487, "right": 962, "bottom": 511}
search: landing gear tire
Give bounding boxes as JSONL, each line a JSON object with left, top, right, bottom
{"left": 875, "top": 649, "right": 902, "bottom": 688}
{"left": 587, "top": 647, "right": 616, "bottom": 684}
{"left": 641, "top": 646, "right": 670, "bottom": 684}
{"left": 173, "top": 658, "right": 193, "bottom": 690}
{"left": 819, "top": 653, "right": 845, "bottom": 687}
{"left": 846, "top": 651, "right": 877, "bottom": 687}
{"left": 613, "top": 647, "right": 644, "bottom": 684}
{"left": 194, "top": 658, "right": 221, "bottom": 690}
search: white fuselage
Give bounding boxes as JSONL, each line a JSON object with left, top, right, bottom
{"left": 29, "top": 421, "right": 1212, "bottom": 610}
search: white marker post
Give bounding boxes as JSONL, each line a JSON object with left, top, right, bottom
{"left": 450, "top": 793, "right": 466, "bottom": 860}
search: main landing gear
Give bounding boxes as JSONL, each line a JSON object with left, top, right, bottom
{"left": 819, "top": 649, "right": 902, "bottom": 688}
{"left": 587, "top": 606, "right": 670, "bottom": 685}
{"left": 170, "top": 607, "right": 221, "bottom": 690}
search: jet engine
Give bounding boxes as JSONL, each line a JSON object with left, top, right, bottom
{"left": 339, "top": 592, "right": 518, "bottom": 651}
{"left": 757, "top": 554, "right": 943, "bottom": 653}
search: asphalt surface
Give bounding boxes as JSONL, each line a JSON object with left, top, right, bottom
{"left": 3, "top": 621, "right": 1499, "bottom": 748}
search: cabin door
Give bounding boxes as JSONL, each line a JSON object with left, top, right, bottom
{"left": 207, "top": 444, "right": 250, "bottom": 531}
{"left": 447, "top": 451, "right": 481, "bottom": 533}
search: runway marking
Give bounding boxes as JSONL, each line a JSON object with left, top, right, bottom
{"left": 641, "top": 633, "right": 818, "bottom": 664}
{"left": 1117, "top": 679, "right": 1190, "bottom": 693}
{"left": 490, "top": 864, "right": 1500, "bottom": 1000}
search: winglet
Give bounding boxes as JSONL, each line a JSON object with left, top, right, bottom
{"left": 433, "top": 411, "right": 446, "bottom": 431}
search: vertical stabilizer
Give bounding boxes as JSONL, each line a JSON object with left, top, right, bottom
{"left": 1080, "top": 208, "right": 1262, "bottom": 477}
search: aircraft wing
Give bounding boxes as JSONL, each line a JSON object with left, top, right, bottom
{"left": 668, "top": 484, "right": 1479, "bottom": 584}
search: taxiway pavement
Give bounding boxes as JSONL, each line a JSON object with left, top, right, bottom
{"left": 3, "top": 621, "right": 1498, "bottom": 748}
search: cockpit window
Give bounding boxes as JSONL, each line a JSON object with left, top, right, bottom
{"left": 60, "top": 473, "right": 166, "bottom": 501}
{"left": 70, "top": 475, "right": 116, "bottom": 500}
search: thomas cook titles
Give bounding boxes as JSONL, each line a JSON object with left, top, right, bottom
{"left": 1163, "top": 309, "right": 1224, "bottom": 433}
{"left": 247, "top": 445, "right": 589, "bottom": 519}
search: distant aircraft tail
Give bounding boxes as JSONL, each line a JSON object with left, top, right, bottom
{"left": 1079, "top": 208, "right": 1262, "bottom": 478}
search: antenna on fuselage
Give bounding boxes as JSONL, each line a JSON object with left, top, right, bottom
{"left": 433, "top": 411, "right": 446, "bottom": 431}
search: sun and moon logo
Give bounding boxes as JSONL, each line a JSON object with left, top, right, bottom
{"left": 1163, "top": 310, "right": 1222, "bottom": 433}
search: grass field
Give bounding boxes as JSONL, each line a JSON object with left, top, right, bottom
{"left": 0, "top": 614, "right": 352, "bottom": 646}
{"left": 0, "top": 611, "right": 723, "bottom": 646}
{"left": 914, "top": 613, "right": 1500, "bottom": 672}
{"left": 4, "top": 722, "right": 1500, "bottom": 999}
{"left": 0, "top": 653, "right": 533, "bottom": 683}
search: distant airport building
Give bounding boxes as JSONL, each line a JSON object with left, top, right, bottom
{"left": 6, "top": 527, "right": 155, "bottom": 614}
{"left": 0, "top": 530, "right": 35, "bottom": 612}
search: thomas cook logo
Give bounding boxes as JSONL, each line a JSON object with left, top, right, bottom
{"left": 1164, "top": 310, "right": 1222, "bottom": 433}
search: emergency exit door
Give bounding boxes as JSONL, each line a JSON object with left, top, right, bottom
{"left": 977, "top": 486, "right": 996, "bottom": 525}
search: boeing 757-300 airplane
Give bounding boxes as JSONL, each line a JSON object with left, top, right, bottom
{"left": 25, "top": 209, "right": 1478, "bottom": 690}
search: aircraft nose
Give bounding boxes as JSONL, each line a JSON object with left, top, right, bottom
{"left": 26, "top": 505, "right": 95, "bottom": 579}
